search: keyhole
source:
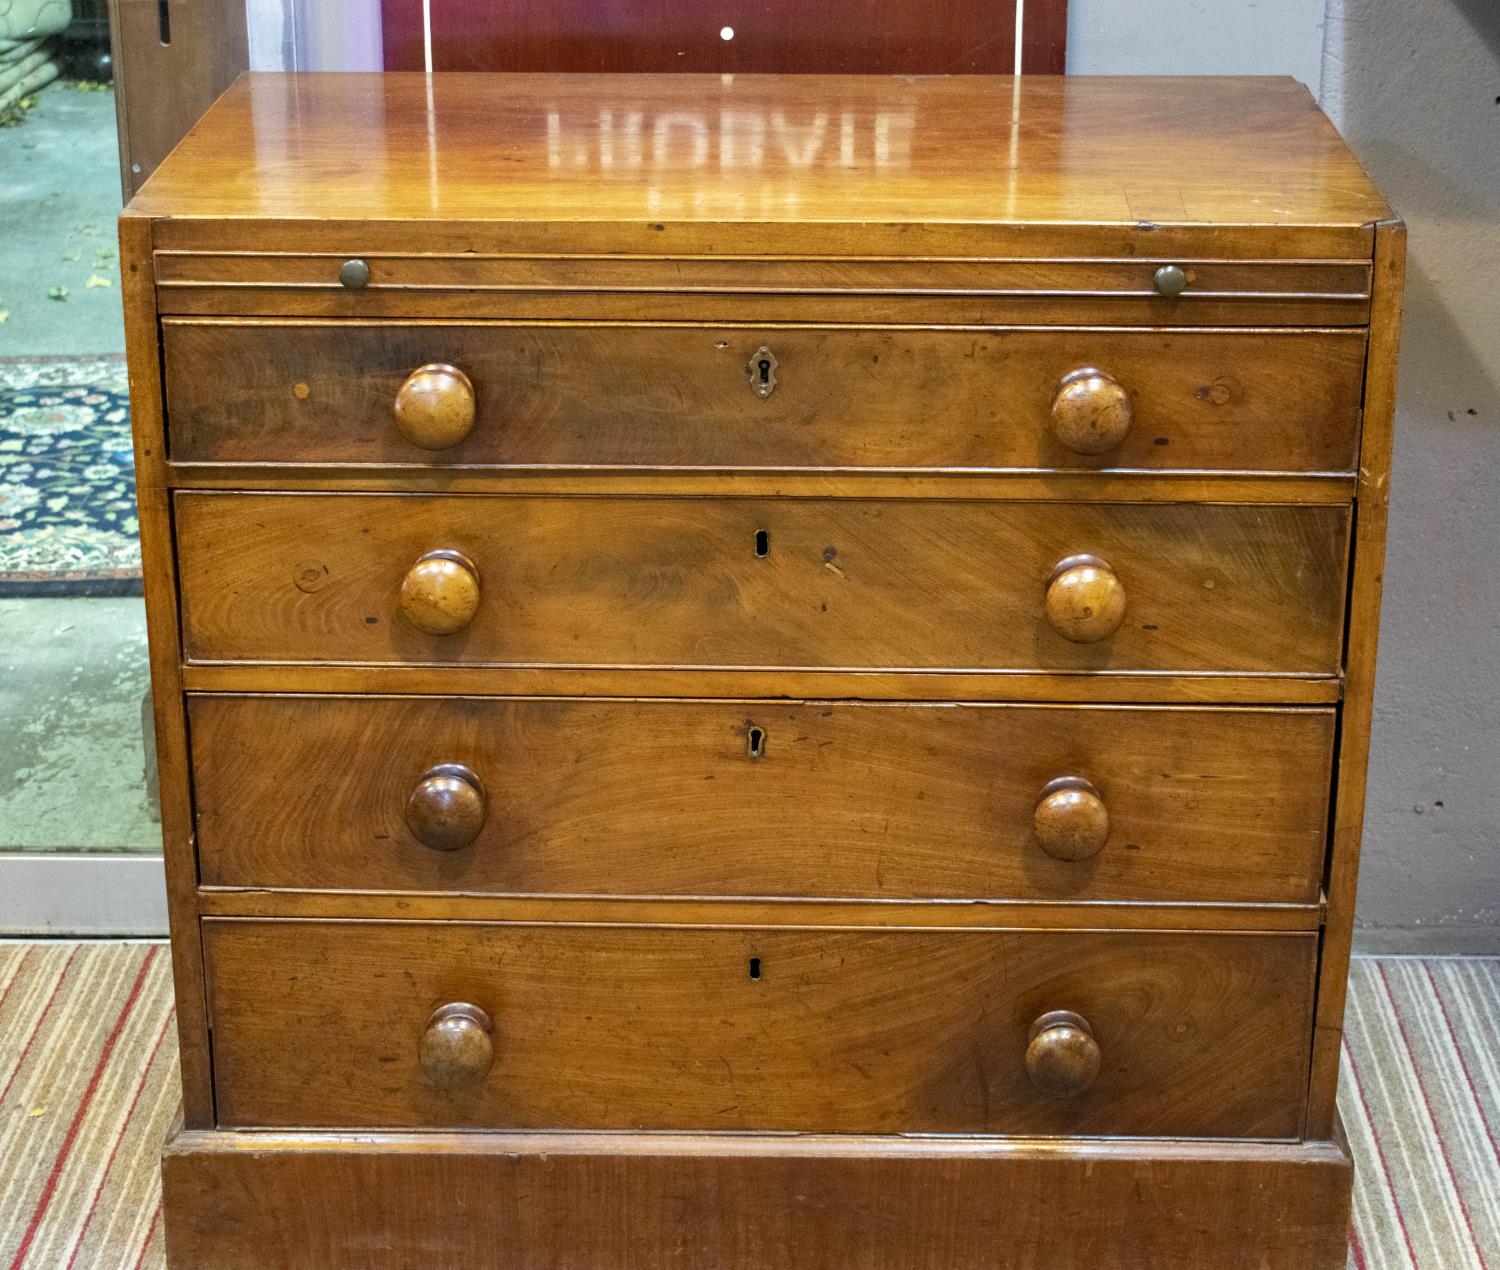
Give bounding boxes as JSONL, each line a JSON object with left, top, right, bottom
{"left": 157, "top": 0, "right": 172, "bottom": 43}
{"left": 754, "top": 529, "right": 770, "bottom": 557}
{"left": 747, "top": 346, "right": 778, "bottom": 398}
{"left": 748, "top": 957, "right": 762, "bottom": 980}
{"left": 747, "top": 725, "right": 766, "bottom": 759}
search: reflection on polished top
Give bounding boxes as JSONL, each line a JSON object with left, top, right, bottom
{"left": 132, "top": 73, "right": 1390, "bottom": 241}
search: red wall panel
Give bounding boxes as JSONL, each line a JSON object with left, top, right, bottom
{"left": 382, "top": 1, "right": 1067, "bottom": 75}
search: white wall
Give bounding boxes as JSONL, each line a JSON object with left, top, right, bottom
{"left": 1068, "top": 0, "right": 1327, "bottom": 91}
{"left": 1318, "top": 0, "right": 1500, "bottom": 953}
{"left": 246, "top": 0, "right": 382, "bottom": 71}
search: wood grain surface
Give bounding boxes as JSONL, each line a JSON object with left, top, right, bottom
{"left": 176, "top": 662, "right": 1345, "bottom": 703}
{"left": 203, "top": 920, "right": 1316, "bottom": 1138}
{"left": 106, "top": 0, "right": 247, "bottom": 196}
{"left": 193, "top": 891, "right": 1325, "bottom": 933}
{"left": 164, "top": 468, "right": 1360, "bottom": 506}
{"left": 128, "top": 75, "right": 1392, "bottom": 260}
{"left": 118, "top": 217, "right": 216, "bottom": 1128}
{"left": 174, "top": 493, "right": 1350, "bottom": 673}
{"left": 1308, "top": 221, "right": 1408, "bottom": 1137}
{"left": 189, "top": 695, "right": 1334, "bottom": 905}
{"left": 162, "top": 321, "right": 1367, "bottom": 473}
{"left": 156, "top": 256, "right": 1373, "bottom": 296}
{"left": 161, "top": 1126, "right": 1353, "bottom": 1270}
{"left": 154, "top": 289, "right": 1377, "bottom": 328}
{"left": 152, "top": 255, "right": 1373, "bottom": 327}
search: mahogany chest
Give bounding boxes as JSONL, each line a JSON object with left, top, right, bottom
{"left": 121, "top": 72, "right": 1403, "bottom": 1268}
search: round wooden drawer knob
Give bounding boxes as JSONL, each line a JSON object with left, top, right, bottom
{"left": 1026, "top": 1010, "right": 1102, "bottom": 1097}
{"left": 1045, "top": 554, "right": 1127, "bottom": 643}
{"left": 1050, "top": 368, "right": 1133, "bottom": 455}
{"left": 419, "top": 1002, "right": 494, "bottom": 1091}
{"left": 1033, "top": 776, "right": 1110, "bottom": 861}
{"left": 393, "top": 363, "right": 476, "bottom": 450}
{"left": 399, "top": 550, "right": 481, "bottom": 636}
{"left": 406, "top": 764, "right": 487, "bottom": 852}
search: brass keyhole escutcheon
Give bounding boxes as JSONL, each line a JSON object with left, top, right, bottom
{"left": 748, "top": 346, "right": 778, "bottom": 398}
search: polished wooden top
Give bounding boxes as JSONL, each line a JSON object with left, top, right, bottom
{"left": 129, "top": 73, "right": 1391, "bottom": 250}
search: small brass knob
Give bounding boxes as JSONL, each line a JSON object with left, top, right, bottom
{"left": 1045, "top": 554, "right": 1127, "bottom": 644}
{"left": 406, "top": 764, "right": 487, "bottom": 851}
{"left": 1026, "top": 1010, "right": 1101, "bottom": 1097}
{"left": 399, "top": 549, "right": 481, "bottom": 636}
{"left": 1153, "top": 264, "right": 1188, "bottom": 297}
{"left": 1050, "top": 368, "right": 1133, "bottom": 455}
{"left": 419, "top": 1002, "right": 494, "bottom": 1091}
{"left": 394, "top": 363, "right": 476, "bottom": 450}
{"left": 339, "top": 258, "right": 371, "bottom": 290}
{"left": 1033, "top": 776, "right": 1110, "bottom": 861}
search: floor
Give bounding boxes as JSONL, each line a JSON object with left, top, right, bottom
{"left": 0, "top": 944, "right": 1495, "bottom": 1268}
{"left": 0, "top": 598, "right": 155, "bottom": 852}
{"left": 0, "top": 82, "right": 126, "bottom": 356}
{"left": 0, "top": 82, "right": 153, "bottom": 856}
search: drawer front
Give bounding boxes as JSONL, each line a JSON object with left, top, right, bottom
{"left": 175, "top": 494, "right": 1349, "bottom": 674}
{"left": 162, "top": 322, "right": 1366, "bottom": 474}
{"left": 191, "top": 696, "right": 1334, "bottom": 905}
{"left": 204, "top": 920, "right": 1315, "bottom": 1137}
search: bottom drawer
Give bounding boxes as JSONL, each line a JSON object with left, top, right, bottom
{"left": 204, "top": 921, "right": 1314, "bottom": 1139}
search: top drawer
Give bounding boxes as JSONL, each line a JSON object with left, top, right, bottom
{"left": 162, "top": 322, "right": 1367, "bottom": 475}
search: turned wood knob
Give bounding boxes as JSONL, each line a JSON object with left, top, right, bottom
{"left": 1033, "top": 776, "right": 1110, "bottom": 861}
{"left": 393, "top": 363, "right": 476, "bottom": 450}
{"left": 419, "top": 1002, "right": 494, "bottom": 1090}
{"left": 1050, "top": 368, "right": 1133, "bottom": 454}
{"left": 406, "top": 764, "right": 486, "bottom": 851}
{"left": 1026, "top": 1010, "right": 1101, "bottom": 1097}
{"left": 399, "top": 550, "right": 480, "bottom": 636}
{"left": 1045, "top": 554, "right": 1127, "bottom": 643}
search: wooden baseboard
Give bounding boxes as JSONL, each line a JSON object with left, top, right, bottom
{"left": 161, "top": 1119, "right": 1352, "bottom": 1268}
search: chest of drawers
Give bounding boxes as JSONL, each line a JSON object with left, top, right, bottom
{"left": 123, "top": 72, "right": 1403, "bottom": 1268}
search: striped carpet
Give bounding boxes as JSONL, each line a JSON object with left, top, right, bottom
{"left": 0, "top": 944, "right": 1494, "bottom": 1268}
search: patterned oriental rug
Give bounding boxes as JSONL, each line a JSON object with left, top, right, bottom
{"left": 0, "top": 356, "right": 141, "bottom": 596}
